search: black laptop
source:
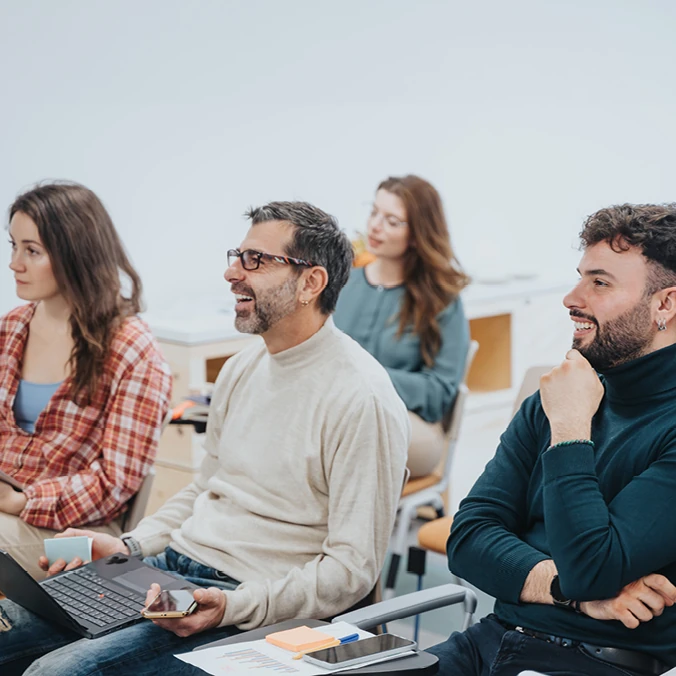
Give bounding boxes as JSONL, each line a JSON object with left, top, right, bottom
{"left": 0, "top": 549, "right": 197, "bottom": 639}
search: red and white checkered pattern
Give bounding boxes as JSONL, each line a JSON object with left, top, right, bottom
{"left": 0, "top": 304, "right": 172, "bottom": 530}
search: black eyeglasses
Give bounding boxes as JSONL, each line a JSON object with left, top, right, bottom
{"left": 227, "top": 248, "right": 316, "bottom": 271}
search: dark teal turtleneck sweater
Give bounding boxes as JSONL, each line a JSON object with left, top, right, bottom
{"left": 449, "top": 342, "right": 676, "bottom": 664}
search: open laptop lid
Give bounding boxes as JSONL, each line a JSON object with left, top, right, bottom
{"left": 0, "top": 549, "right": 82, "bottom": 634}
{"left": 0, "top": 549, "right": 197, "bottom": 638}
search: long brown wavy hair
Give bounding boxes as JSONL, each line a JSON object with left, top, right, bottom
{"left": 9, "top": 182, "right": 142, "bottom": 406}
{"left": 377, "top": 175, "right": 470, "bottom": 367}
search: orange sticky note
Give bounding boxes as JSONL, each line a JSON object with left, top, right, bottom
{"left": 265, "top": 626, "right": 334, "bottom": 652}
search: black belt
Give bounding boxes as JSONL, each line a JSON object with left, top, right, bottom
{"left": 502, "top": 622, "right": 667, "bottom": 675}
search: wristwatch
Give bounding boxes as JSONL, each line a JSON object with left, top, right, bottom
{"left": 550, "top": 575, "right": 575, "bottom": 609}
{"left": 120, "top": 535, "right": 143, "bottom": 559}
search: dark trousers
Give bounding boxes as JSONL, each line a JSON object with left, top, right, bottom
{"left": 426, "top": 615, "right": 650, "bottom": 676}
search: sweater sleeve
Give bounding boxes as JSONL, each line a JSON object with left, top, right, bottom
{"left": 218, "top": 392, "right": 409, "bottom": 630}
{"left": 542, "top": 439, "right": 676, "bottom": 601}
{"left": 20, "top": 357, "right": 171, "bottom": 531}
{"left": 128, "top": 358, "right": 232, "bottom": 555}
{"left": 447, "top": 395, "right": 549, "bottom": 603}
{"left": 385, "top": 298, "right": 470, "bottom": 423}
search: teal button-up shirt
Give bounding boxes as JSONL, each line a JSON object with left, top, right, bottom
{"left": 333, "top": 268, "right": 470, "bottom": 423}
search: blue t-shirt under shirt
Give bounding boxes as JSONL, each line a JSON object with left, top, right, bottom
{"left": 13, "top": 380, "right": 61, "bottom": 433}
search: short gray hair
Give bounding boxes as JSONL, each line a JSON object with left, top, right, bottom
{"left": 245, "top": 201, "right": 354, "bottom": 314}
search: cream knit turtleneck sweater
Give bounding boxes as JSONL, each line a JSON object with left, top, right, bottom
{"left": 129, "top": 317, "right": 410, "bottom": 629}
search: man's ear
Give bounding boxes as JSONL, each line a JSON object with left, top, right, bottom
{"left": 654, "top": 287, "right": 676, "bottom": 324}
{"left": 298, "top": 266, "right": 329, "bottom": 305}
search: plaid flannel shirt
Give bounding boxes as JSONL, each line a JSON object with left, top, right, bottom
{"left": 0, "top": 304, "right": 172, "bottom": 530}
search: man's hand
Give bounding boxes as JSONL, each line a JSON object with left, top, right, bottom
{"left": 37, "top": 528, "right": 130, "bottom": 577}
{"left": 143, "top": 583, "right": 227, "bottom": 637}
{"left": 580, "top": 574, "right": 676, "bottom": 629}
{"left": 0, "top": 482, "right": 28, "bottom": 515}
{"left": 540, "top": 350, "right": 604, "bottom": 444}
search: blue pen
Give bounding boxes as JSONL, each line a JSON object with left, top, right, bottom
{"left": 339, "top": 633, "right": 359, "bottom": 644}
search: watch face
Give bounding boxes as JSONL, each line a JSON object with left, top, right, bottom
{"left": 550, "top": 575, "right": 569, "bottom": 603}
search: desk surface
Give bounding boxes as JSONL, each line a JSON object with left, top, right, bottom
{"left": 145, "top": 276, "right": 572, "bottom": 345}
{"left": 194, "top": 618, "right": 438, "bottom": 675}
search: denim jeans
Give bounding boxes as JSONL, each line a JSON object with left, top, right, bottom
{"left": 426, "top": 614, "right": 650, "bottom": 676}
{"left": 0, "top": 547, "right": 242, "bottom": 676}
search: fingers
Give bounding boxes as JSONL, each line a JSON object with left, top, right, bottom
{"left": 144, "top": 583, "right": 162, "bottom": 608}
{"left": 192, "top": 587, "right": 221, "bottom": 607}
{"left": 38, "top": 556, "right": 50, "bottom": 571}
{"left": 624, "top": 597, "right": 655, "bottom": 624}
{"left": 47, "top": 558, "right": 69, "bottom": 577}
{"left": 55, "top": 528, "right": 88, "bottom": 539}
{"left": 150, "top": 587, "right": 225, "bottom": 637}
{"left": 636, "top": 588, "right": 667, "bottom": 617}
{"left": 643, "top": 574, "right": 676, "bottom": 605}
{"left": 64, "top": 557, "right": 85, "bottom": 571}
{"left": 616, "top": 607, "right": 641, "bottom": 629}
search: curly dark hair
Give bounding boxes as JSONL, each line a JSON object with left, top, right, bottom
{"left": 579, "top": 204, "right": 676, "bottom": 293}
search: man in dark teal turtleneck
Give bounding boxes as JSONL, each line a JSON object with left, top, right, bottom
{"left": 429, "top": 204, "right": 676, "bottom": 676}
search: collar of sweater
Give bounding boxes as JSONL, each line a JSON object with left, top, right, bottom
{"left": 600, "top": 340, "right": 676, "bottom": 405}
{"left": 267, "top": 316, "right": 337, "bottom": 369}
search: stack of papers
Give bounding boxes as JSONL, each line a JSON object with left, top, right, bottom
{"left": 175, "top": 621, "right": 415, "bottom": 675}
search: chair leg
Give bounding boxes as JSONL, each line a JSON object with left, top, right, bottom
{"left": 407, "top": 547, "right": 427, "bottom": 645}
{"left": 384, "top": 502, "right": 419, "bottom": 599}
{"left": 384, "top": 552, "right": 401, "bottom": 601}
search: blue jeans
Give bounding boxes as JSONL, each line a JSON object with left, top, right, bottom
{"left": 0, "top": 547, "right": 242, "bottom": 676}
{"left": 427, "top": 615, "right": 649, "bottom": 676}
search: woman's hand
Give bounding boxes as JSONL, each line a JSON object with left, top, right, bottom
{"left": 0, "top": 482, "right": 28, "bottom": 515}
{"left": 38, "top": 528, "right": 130, "bottom": 576}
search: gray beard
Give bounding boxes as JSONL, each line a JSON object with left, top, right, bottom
{"left": 234, "top": 277, "right": 298, "bottom": 335}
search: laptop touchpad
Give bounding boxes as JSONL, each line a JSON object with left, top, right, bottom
{"left": 113, "top": 568, "right": 179, "bottom": 595}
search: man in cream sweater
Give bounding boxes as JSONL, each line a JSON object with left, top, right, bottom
{"left": 0, "top": 202, "right": 410, "bottom": 675}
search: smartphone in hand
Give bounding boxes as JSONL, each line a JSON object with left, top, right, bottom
{"left": 142, "top": 589, "right": 197, "bottom": 619}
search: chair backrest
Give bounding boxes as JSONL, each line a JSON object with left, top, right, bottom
{"left": 436, "top": 340, "right": 479, "bottom": 488}
{"left": 511, "top": 365, "right": 553, "bottom": 417}
{"left": 441, "top": 340, "right": 479, "bottom": 435}
{"left": 121, "top": 466, "right": 156, "bottom": 532}
{"left": 120, "top": 409, "right": 172, "bottom": 532}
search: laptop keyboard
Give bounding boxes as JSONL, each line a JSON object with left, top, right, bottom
{"left": 42, "top": 566, "right": 147, "bottom": 628}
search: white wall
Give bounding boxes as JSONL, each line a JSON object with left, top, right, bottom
{"left": 2, "top": 0, "right": 675, "bottom": 315}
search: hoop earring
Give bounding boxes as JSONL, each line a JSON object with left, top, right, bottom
{"left": 657, "top": 317, "right": 667, "bottom": 331}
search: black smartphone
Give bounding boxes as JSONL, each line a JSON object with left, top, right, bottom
{"left": 141, "top": 589, "right": 197, "bottom": 618}
{"left": 303, "top": 633, "right": 416, "bottom": 669}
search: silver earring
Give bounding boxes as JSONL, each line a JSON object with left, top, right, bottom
{"left": 657, "top": 318, "right": 667, "bottom": 331}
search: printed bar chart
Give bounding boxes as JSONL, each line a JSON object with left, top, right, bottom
{"left": 219, "top": 648, "right": 299, "bottom": 673}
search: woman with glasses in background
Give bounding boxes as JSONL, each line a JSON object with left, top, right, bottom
{"left": 334, "top": 175, "right": 470, "bottom": 477}
{"left": 0, "top": 182, "right": 171, "bottom": 578}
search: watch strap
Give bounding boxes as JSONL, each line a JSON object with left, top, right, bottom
{"left": 121, "top": 535, "right": 143, "bottom": 559}
{"left": 550, "top": 574, "right": 574, "bottom": 608}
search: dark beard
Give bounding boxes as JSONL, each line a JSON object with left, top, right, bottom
{"left": 573, "top": 300, "right": 653, "bottom": 372}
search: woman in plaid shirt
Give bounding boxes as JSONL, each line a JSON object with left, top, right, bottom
{"left": 0, "top": 182, "right": 172, "bottom": 579}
